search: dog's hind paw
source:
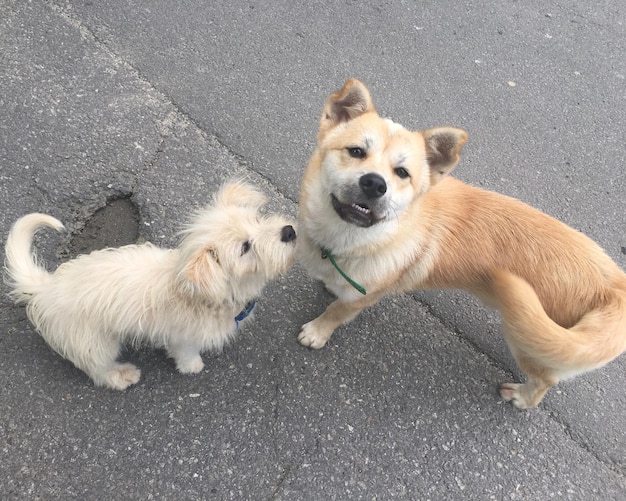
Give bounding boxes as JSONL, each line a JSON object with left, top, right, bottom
{"left": 499, "top": 378, "right": 553, "bottom": 409}
{"left": 499, "top": 382, "right": 538, "bottom": 409}
{"left": 499, "top": 382, "right": 523, "bottom": 405}
{"left": 105, "top": 363, "right": 141, "bottom": 390}
{"left": 298, "top": 321, "right": 331, "bottom": 349}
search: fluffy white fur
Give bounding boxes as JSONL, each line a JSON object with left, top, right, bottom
{"left": 4, "top": 182, "right": 297, "bottom": 390}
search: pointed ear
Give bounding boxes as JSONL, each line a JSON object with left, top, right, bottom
{"left": 179, "top": 246, "right": 229, "bottom": 300}
{"left": 215, "top": 181, "right": 267, "bottom": 210}
{"left": 319, "top": 79, "right": 375, "bottom": 135}
{"left": 422, "top": 127, "right": 468, "bottom": 185}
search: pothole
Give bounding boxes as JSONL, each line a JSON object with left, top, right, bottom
{"left": 68, "top": 197, "right": 140, "bottom": 256}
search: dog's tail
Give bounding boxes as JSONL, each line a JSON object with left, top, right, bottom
{"left": 4, "top": 213, "right": 65, "bottom": 303}
{"left": 490, "top": 269, "right": 626, "bottom": 376}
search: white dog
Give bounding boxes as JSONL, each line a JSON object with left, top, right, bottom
{"left": 4, "top": 181, "right": 296, "bottom": 390}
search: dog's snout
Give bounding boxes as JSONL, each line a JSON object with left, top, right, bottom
{"left": 359, "top": 173, "right": 387, "bottom": 199}
{"left": 281, "top": 225, "right": 297, "bottom": 243}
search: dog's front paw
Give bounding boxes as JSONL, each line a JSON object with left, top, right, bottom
{"left": 176, "top": 355, "right": 205, "bottom": 374}
{"left": 298, "top": 321, "right": 332, "bottom": 349}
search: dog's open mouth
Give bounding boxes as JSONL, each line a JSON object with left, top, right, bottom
{"left": 331, "top": 194, "right": 377, "bottom": 228}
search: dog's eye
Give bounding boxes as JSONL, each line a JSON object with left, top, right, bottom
{"left": 347, "top": 147, "right": 366, "bottom": 159}
{"left": 241, "top": 241, "right": 251, "bottom": 255}
{"left": 394, "top": 167, "right": 410, "bottom": 179}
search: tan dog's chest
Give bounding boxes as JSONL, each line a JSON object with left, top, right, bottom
{"left": 298, "top": 230, "right": 436, "bottom": 302}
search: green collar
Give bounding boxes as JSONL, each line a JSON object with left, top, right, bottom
{"left": 321, "top": 248, "right": 367, "bottom": 295}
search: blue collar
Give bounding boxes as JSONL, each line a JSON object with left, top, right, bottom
{"left": 235, "top": 300, "right": 256, "bottom": 329}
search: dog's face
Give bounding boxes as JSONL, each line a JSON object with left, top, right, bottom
{"left": 320, "top": 114, "right": 430, "bottom": 228}
{"left": 301, "top": 79, "right": 467, "bottom": 252}
{"left": 177, "top": 182, "right": 297, "bottom": 303}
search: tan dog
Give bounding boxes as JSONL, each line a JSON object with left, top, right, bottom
{"left": 297, "top": 79, "right": 626, "bottom": 408}
{"left": 4, "top": 181, "right": 297, "bottom": 389}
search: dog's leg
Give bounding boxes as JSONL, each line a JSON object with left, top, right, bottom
{"left": 96, "top": 363, "right": 142, "bottom": 390}
{"left": 299, "top": 292, "right": 384, "bottom": 349}
{"left": 63, "top": 334, "right": 141, "bottom": 390}
{"left": 498, "top": 351, "right": 557, "bottom": 409}
{"left": 499, "top": 380, "right": 554, "bottom": 409}
{"left": 488, "top": 269, "right": 622, "bottom": 408}
{"left": 168, "top": 343, "right": 205, "bottom": 374}
{"left": 82, "top": 361, "right": 141, "bottom": 390}
{"left": 486, "top": 271, "right": 562, "bottom": 408}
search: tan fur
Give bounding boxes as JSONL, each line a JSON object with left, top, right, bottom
{"left": 4, "top": 181, "right": 297, "bottom": 390}
{"left": 297, "top": 79, "right": 626, "bottom": 408}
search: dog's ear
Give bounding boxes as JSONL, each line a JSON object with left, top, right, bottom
{"left": 319, "top": 79, "right": 375, "bottom": 134}
{"left": 179, "top": 246, "right": 229, "bottom": 300}
{"left": 215, "top": 182, "right": 267, "bottom": 210}
{"left": 422, "top": 127, "right": 468, "bottom": 185}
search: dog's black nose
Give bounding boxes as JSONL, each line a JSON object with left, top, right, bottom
{"left": 281, "top": 225, "right": 296, "bottom": 242}
{"left": 359, "top": 173, "right": 387, "bottom": 199}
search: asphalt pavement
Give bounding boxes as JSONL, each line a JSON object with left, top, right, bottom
{"left": 1, "top": 1, "right": 625, "bottom": 499}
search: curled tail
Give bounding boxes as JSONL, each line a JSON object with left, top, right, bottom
{"left": 4, "top": 213, "right": 65, "bottom": 303}
{"left": 491, "top": 269, "right": 626, "bottom": 375}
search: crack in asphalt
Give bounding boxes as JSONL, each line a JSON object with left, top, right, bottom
{"left": 46, "top": 0, "right": 301, "bottom": 208}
